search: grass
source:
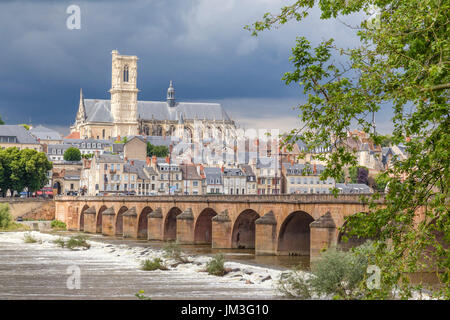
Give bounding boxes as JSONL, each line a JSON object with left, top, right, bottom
{"left": 23, "top": 233, "right": 38, "bottom": 243}
{"left": 163, "top": 241, "right": 190, "bottom": 264}
{"left": 50, "top": 220, "right": 67, "bottom": 230}
{"left": 135, "top": 290, "right": 152, "bottom": 300}
{"left": 206, "top": 253, "right": 226, "bottom": 276}
{"left": 53, "top": 237, "right": 66, "bottom": 248}
{"left": 65, "top": 235, "right": 91, "bottom": 250}
{"left": 141, "top": 258, "right": 168, "bottom": 271}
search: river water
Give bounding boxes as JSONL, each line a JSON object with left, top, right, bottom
{"left": 0, "top": 231, "right": 309, "bottom": 300}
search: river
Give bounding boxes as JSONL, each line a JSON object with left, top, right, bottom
{"left": 0, "top": 231, "right": 309, "bottom": 300}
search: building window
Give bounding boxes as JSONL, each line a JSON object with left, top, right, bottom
{"left": 123, "top": 65, "right": 129, "bottom": 82}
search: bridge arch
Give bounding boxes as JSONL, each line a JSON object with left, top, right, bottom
{"left": 96, "top": 205, "right": 107, "bottom": 233}
{"left": 138, "top": 206, "right": 152, "bottom": 239}
{"left": 232, "top": 209, "right": 260, "bottom": 249}
{"left": 277, "top": 211, "right": 315, "bottom": 255}
{"left": 79, "top": 205, "right": 89, "bottom": 231}
{"left": 164, "top": 207, "right": 182, "bottom": 240}
{"left": 337, "top": 216, "right": 372, "bottom": 251}
{"left": 115, "top": 206, "right": 128, "bottom": 236}
{"left": 194, "top": 208, "right": 217, "bottom": 244}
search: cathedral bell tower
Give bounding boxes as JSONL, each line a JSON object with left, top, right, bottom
{"left": 109, "top": 50, "right": 139, "bottom": 137}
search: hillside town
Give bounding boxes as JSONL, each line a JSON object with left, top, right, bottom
{"left": 0, "top": 122, "right": 405, "bottom": 197}
{"left": 0, "top": 51, "right": 407, "bottom": 198}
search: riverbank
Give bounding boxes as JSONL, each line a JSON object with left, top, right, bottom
{"left": 0, "top": 231, "right": 295, "bottom": 300}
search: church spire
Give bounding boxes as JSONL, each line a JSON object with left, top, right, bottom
{"left": 77, "top": 88, "right": 86, "bottom": 122}
{"left": 167, "top": 80, "right": 175, "bottom": 107}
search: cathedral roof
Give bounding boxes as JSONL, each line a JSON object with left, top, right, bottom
{"left": 82, "top": 99, "right": 232, "bottom": 123}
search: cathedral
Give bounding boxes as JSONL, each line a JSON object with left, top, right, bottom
{"left": 71, "top": 50, "right": 236, "bottom": 143}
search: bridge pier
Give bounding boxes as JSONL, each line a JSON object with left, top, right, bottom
{"left": 83, "top": 207, "right": 97, "bottom": 233}
{"left": 310, "top": 212, "right": 337, "bottom": 260}
{"left": 148, "top": 208, "right": 163, "bottom": 240}
{"left": 102, "top": 207, "right": 116, "bottom": 236}
{"left": 176, "top": 208, "right": 195, "bottom": 244}
{"left": 255, "top": 211, "right": 278, "bottom": 255}
{"left": 211, "top": 210, "right": 232, "bottom": 249}
{"left": 123, "top": 207, "right": 138, "bottom": 238}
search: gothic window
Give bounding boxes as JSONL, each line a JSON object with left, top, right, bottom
{"left": 144, "top": 126, "right": 149, "bottom": 136}
{"left": 123, "top": 65, "right": 129, "bottom": 82}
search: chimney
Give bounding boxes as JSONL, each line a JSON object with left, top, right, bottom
{"left": 152, "top": 155, "right": 157, "bottom": 166}
{"left": 146, "top": 156, "right": 151, "bottom": 166}
{"left": 131, "top": 160, "right": 134, "bottom": 166}
{"left": 313, "top": 163, "right": 317, "bottom": 174}
{"left": 165, "top": 156, "right": 170, "bottom": 164}
{"left": 117, "top": 135, "right": 121, "bottom": 142}
{"left": 221, "top": 166, "right": 224, "bottom": 173}
{"left": 124, "top": 156, "right": 128, "bottom": 162}
{"left": 290, "top": 159, "right": 294, "bottom": 166}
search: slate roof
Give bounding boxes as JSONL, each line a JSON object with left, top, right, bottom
{"left": 284, "top": 163, "right": 326, "bottom": 175}
{"left": 96, "top": 154, "right": 123, "bottom": 163}
{"left": 29, "top": 125, "right": 62, "bottom": 141}
{"left": 223, "top": 168, "right": 244, "bottom": 177}
{"left": 0, "top": 125, "right": 39, "bottom": 144}
{"left": 335, "top": 183, "right": 372, "bottom": 193}
{"left": 83, "top": 99, "right": 232, "bottom": 123}
{"left": 204, "top": 167, "right": 222, "bottom": 185}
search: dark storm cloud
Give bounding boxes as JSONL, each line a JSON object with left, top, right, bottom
{"left": 0, "top": 0, "right": 392, "bottom": 133}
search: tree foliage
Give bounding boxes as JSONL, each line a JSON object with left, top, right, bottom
{"left": 63, "top": 147, "right": 81, "bottom": 162}
{"left": 247, "top": 0, "right": 449, "bottom": 298}
{"left": 0, "top": 115, "right": 4, "bottom": 125}
{"left": 0, "top": 147, "right": 53, "bottom": 196}
{"left": 147, "top": 142, "right": 169, "bottom": 158}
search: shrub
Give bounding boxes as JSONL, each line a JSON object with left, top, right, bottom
{"left": 23, "top": 233, "right": 38, "bottom": 243}
{"left": 51, "top": 220, "right": 67, "bottom": 230}
{"left": 0, "top": 203, "right": 12, "bottom": 229}
{"left": 141, "top": 258, "right": 168, "bottom": 271}
{"left": 277, "top": 242, "right": 376, "bottom": 299}
{"left": 53, "top": 237, "right": 66, "bottom": 248}
{"left": 206, "top": 253, "right": 226, "bottom": 276}
{"left": 163, "top": 241, "right": 190, "bottom": 263}
{"left": 135, "top": 290, "right": 152, "bottom": 300}
{"left": 65, "top": 235, "right": 90, "bottom": 250}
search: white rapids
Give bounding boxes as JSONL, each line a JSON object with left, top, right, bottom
{"left": 0, "top": 231, "right": 296, "bottom": 300}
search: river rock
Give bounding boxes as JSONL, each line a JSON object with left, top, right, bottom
{"left": 261, "top": 275, "right": 272, "bottom": 282}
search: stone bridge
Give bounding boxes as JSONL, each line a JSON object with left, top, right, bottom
{"left": 55, "top": 194, "right": 375, "bottom": 258}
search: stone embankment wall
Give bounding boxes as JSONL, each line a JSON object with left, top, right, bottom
{"left": 0, "top": 199, "right": 55, "bottom": 220}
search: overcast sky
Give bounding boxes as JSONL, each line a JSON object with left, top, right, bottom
{"left": 0, "top": 0, "right": 393, "bottom": 135}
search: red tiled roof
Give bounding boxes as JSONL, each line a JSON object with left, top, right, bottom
{"left": 65, "top": 131, "right": 80, "bottom": 139}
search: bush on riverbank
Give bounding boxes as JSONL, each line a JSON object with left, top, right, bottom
{"left": 50, "top": 220, "right": 66, "bottom": 230}
{"left": 141, "top": 258, "right": 168, "bottom": 271}
{"left": 206, "top": 253, "right": 226, "bottom": 276}
{"left": 50, "top": 220, "right": 67, "bottom": 231}
{"left": 277, "top": 242, "right": 376, "bottom": 300}
{"left": 0, "top": 204, "right": 29, "bottom": 231}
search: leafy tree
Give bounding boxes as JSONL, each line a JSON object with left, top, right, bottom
{"left": 63, "top": 147, "right": 81, "bottom": 162}
{"left": 0, "top": 147, "right": 52, "bottom": 196}
{"left": 348, "top": 166, "right": 369, "bottom": 185}
{"left": 19, "top": 124, "right": 30, "bottom": 130}
{"left": 0, "top": 115, "right": 4, "bottom": 125}
{"left": 247, "top": 0, "right": 449, "bottom": 298}
{"left": 147, "top": 142, "right": 169, "bottom": 158}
